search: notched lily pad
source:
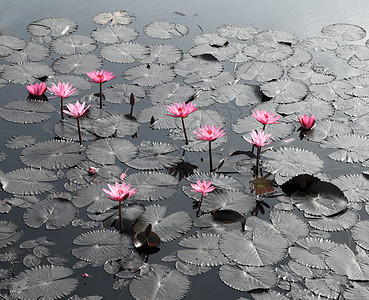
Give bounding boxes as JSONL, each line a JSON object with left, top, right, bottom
{"left": 123, "top": 63, "right": 176, "bottom": 86}
{"left": 52, "top": 53, "right": 103, "bottom": 74}
{"left": 322, "top": 23, "right": 366, "bottom": 41}
{"left": 50, "top": 35, "right": 97, "bottom": 55}
{"left": 143, "top": 21, "right": 189, "bottom": 39}
{"left": 0, "top": 221, "right": 22, "bottom": 248}
{"left": 91, "top": 25, "right": 139, "bottom": 44}
{"left": 0, "top": 35, "right": 26, "bottom": 56}
{"left": 2, "top": 62, "right": 54, "bottom": 84}
{"left": 93, "top": 10, "right": 135, "bottom": 25}
{"left": 93, "top": 114, "right": 140, "bottom": 138}
{"left": 100, "top": 43, "right": 150, "bottom": 63}
{"left": 27, "top": 17, "right": 78, "bottom": 37}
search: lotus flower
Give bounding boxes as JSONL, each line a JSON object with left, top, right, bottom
{"left": 102, "top": 182, "right": 137, "bottom": 233}
{"left": 298, "top": 115, "right": 316, "bottom": 130}
{"left": 26, "top": 82, "right": 47, "bottom": 98}
{"left": 191, "top": 179, "right": 215, "bottom": 215}
{"left": 252, "top": 109, "right": 280, "bottom": 129}
{"left": 47, "top": 82, "right": 77, "bottom": 119}
{"left": 193, "top": 125, "right": 226, "bottom": 172}
{"left": 244, "top": 130, "right": 272, "bottom": 176}
{"left": 86, "top": 70, "right": 116, "bottom": 109}
{"left": 63, "top": 101, "right": 90, "bottom": 144}
{"left": 167, "top": 102, "right": 198, "bottom": 144}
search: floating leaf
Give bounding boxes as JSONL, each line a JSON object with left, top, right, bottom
{"left": 0, "top": 35, "right": 26, "bottom": 56}
{"left": 20, "top": 140, "right": 84, "bottom": 169}
{"left": 126, "top": 141, "right": 182, "bottom": 170}
{"left": 86, "top": 138, "right": 138, "bottom": 165}
{"left": 325, "top": 244, "right": 369, "bottom": 280}
{"left": 148, "top": 83, "right": 195, "bottom": 104}
{"left": 0, "top": 221, "right": 22, "bottom": 248}
{"left": 27, "top": 18, "right": 78, "bottom": 36}
{"left": 177, "top": 233, "right": 228, "bottom": 266}
{"left": 71, "top": 183, "right": 117, "bottom": 213}
{"left": 91, "top": 25, "right": 139, "bottom": 43}
{"left": 322, "top": 23, "right": 366, "bottom": 41}
{"left": 288, "top": 63, "right": 336, "bottom": 84}
{"left": 289, "top": 237, "right": 337, "bottom": 269}
{"left": 1, "top": 168, "right": 57, "bottom": 195}
{"left": 351, "top": 220, "right": 369, "bottom": 251}
{"left": 93, "top": 11, "right": 135, "bottom": 25}
{"left": 2, "top": 62, "right": 54, "bottom": 84}
{"left": 175, "top": 260, "right": 210, "bottom": 276}
{"left": 251, "top": 290, "right": 289, "bottom": 300}
{"left": 50, "top": 35, "right": 97, "bottom": 55}
{"left": 142, "top": 44, "right": 183, "bottom": 64}
{"left": 304, "top": 120, "right": 353, "bottom": 142}
{"left": 217, "top": 24, "right": 258, "bottom": 40}
{"left": 173, "top": 56, "right": 223, "bottom": 77}
{"left": 24, "top": 199, "right": 77, "bottom": 230}
{"left": 291, "top": 180, "right": 347, "bottom": 216}
{"left": 0, "top": 100, "right": 55, "bottom": 124}
{"left": 219, "top": 228, "right": 289, "bottom": 266}
{"left": 258, "top": 44, "right": 294, "bottom": 62}
{"left": 3, "top": 42, "right": 49, "bottom": 63}
{"left": 129, "top": 264, "right": 190, "bottom": 300}
{"left": 262, "top": 147, "right": 324, "bottom": 181}
{"left": 281, "top": 48, "right": 313, "bottom": 67}
{"left": 136, "top": 104, "right": 176, "bottom": 129}
{"left": 54, "top": 118, "right": 96, "bottom": 142}
{"left": 219, "top": 264, "right": 277, "bottom": 292}
{"left": 305, "top": 277, "right": 340, "bottom": 299}
{"left": 189, "top": 44, "right": 238, "bottom": 61}
{"left": 104, "top": 83, "right": 146, "bottom": 104}
{"left": 260, "top": 80, "right": 308, "bottom": 103}
{"left": 332, "top": 173, "right": 369, "bottom": 203}
{"left": 212, "top": 83, "right": 262, "bottom": 106}
{"left": 320, "top": 134, "right": 369, "bottom": 163}
{"left": 254, "top": 30, "right": 299, "bottom": 47}
{"left": 133, "top": 205, "right": 192, "bottom": 242}
{"left": 52, "top": 53, "right": 103, "bottom": 74}
{"left": 186, "top": 172, "right": 244, "bottom": 190}
{"left": 335, "top": 44, "right": 369, "bottom": 60}
{"left": 308, "top": 209, "right": 359, "bottom": 231}
{"left": 125, "top": 172, "right": 178, "bottom": 201}
{"left": 230, "top": 43, "right": 260, "bottom": 63}
{"left": 143, "top": 21, "right": 189, "bottom": 39}
{"left": 9, "top": 265, "right": 77, "bottom": 300}
{"left": 234, "top": 62, "right": 284, "bottom": 82}
{"left": 93, "top": 114, "right": 140, "bottom": 138}
{"left": 72, "top": 229, "right": 132, "bottom": 264}
{"left": 100, "top": 43, "right": 150, "bottom": 63}
{"left": 301, "top": 37, "right": 339, "bottom": 51}
{"left": 123, "top": 64, "right": 176, "bottom": 86}
{"left": 344, "top": 283, "right": 369, "bottom": 299}
{"left": 47, "top": 75, "right": 93, "bottom": 90}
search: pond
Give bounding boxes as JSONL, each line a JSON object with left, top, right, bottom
{"left": 2, "top": 1, "right": 369, "bottom": 299}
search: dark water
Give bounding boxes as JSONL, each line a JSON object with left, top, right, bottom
{"left": 1, "top": 1, "right": 369, "bottom": 299}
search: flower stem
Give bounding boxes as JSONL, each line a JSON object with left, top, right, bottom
{"left": 119, "top": 201, "right": 123, "bottom": 233}
{"left": 197, "top": 193, "right": 204, "bottom": 216}
{"left": 76, "top": 117, "right": 82, "bottom": 145}
{"left": 256, "top": 146, "right": 261, "bottom": 176}
{"left": 209, "top": 141, "right": 213, "bottom": 172}
{"left": 61, "top": 97, "right": 64, "bottom": 119}
{"left": 181, "top": 117, "right": 188, "bottom": 145}
{"left": 99, "top": 83, "right": 103, "bottom": 110}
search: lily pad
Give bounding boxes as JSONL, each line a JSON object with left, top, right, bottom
{"left": 0, "top": 35, "right": 26, "bottom": 56}
{"left": 142, "top": 44, "right": 183, "bottom": 64}
{"left": 308, "top": 209, "right": 359, "bottom": 232}
{"left": 234, "top": 61, "right": 284, "bottom": 82}
{"left": 123, "top": 64, "right": 176, "bottom": 86}
{"left": 0, "top": 221, "right": 22, "bottom": 248}
{"left": 91, "top": 25, "right": 139, "bottom": 43}
{"left": 100, "top": 43, "right": 150, "bottom": 63}
{"left": 2, "top": 62, "right": 54, "bottom": 84}
{"left": 27, "top": 18, "right": 78, "bottom": 37}
{"left": 9, "top": 265, "right": 77, "bottom": 300}
{"left": 3, "top": 42, "right": 49, "bottom": 63}
{"left": 103, "top": 83, "right": 146, "bottom": 104}
{"left": 332, "top": 174, "right": 369, "bottom": 203}
{"left": 148, "top": 83, "right": 195, "bottom": 104}
{"left": 52, "top": 53, "right": 103, "bottom": 74}
{"left": 143, "top": 21, "right": 189, "bottom": 39}
{"left": 322, "top": 23, "right": 366, "bottom": 41}
{"left": 51, "top": 35, "right": 97, "bottom": 55}
{"left": 93, "top": 114, "right": 140, "bottom": 138}
{"left": 93, "top": 10, "right": 135, "bottom": 25}
{"left": 217, "top": 24, "right": 258, "bottom": 40}
{"left": 260, "top": 80, "right": 308, "bottom": 104}
{"left": 20, "top": 140, "right": 84, "bottom": 169}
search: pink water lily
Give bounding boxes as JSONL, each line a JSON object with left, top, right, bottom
{"left": 63, "top": 101, "right": 90, "bottom": 118}
{"left": 63, "top": 101, "right": 90, "bottom": 145}
{"left": 191, "top": 179, "right": 215, "bottom": 215}
{"left": 26, "top": 82, "right": 47, "bottom": 96}
{"left": 167, "top": 102, "right": 197, "bottom": 144}
{"left": 244, "top": 130, "right": 272, "bottom": 148}
{"left": 191, "top": 179, "right": 215, "bottom": 196}
{"left": 103, "top": 182, "right": 137, "bottom": 233}
{"left": 47, "top": 82, "right": 77, "bottom": 119}
{"left": 86, "top": 70, "right": 116, "bottom": 83}
{"left": 298, "top": 115, "right": 316, "bottom": 130}
{"left": 252, "top": 109, "right": 281, "bottom": 127}
{"left": 193, "top": 125, "right": 226, "bottom": 172}
{"left": 193, "top": 125, "right": 226, "bottom": 142}
{"left": 166, "top": 102, "right": 198, "bottom": 118}
{"left": 86, "top": 70, "right": 116, "bottom": 110}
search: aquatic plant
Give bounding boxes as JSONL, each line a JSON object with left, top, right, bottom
{"left": 86, "top": 69, "right": 116, "bottom": 109}
{"left": 63, "top": 101, "right": 90, "bottom": 144}
{"left": 191, "top": 179, "right": 215, "bottom": 215}
{"left": 47, "top": 81, "right": 77, "bottom": 119}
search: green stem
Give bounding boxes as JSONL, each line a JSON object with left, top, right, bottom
{"left": 181, "top": 117, "right": 188, "bottom": 145}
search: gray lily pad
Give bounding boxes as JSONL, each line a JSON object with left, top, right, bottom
{"left": 217, "top": 24, "right": 258, "bottom": 40}
{"left": 332, "top": 174, "right": 369, "bottom": 203}
{"left": 53, "top": 118, "right": 96, "bottom": 142}
{"left": 351, "top": 220, "right": 369, "bottom": 251}
{"left": 219, "top": 228, "right": 289, "bottom": 266}
{"left": 322, "top": 23, "right": 366, "bottom": 41}
{"left": 3, "top": 42, "right": 49, "bottom": 63}
{"left": 219, "top": 264, "right": 277, "bottom": 292}
{"left": 305, "top": 120, "right": 353, "bottom": 142}
{"left": 143, "top": 21, "right": 189, "bottom": 39}
{"left": 93, "top": 114, "right": 140, "bottom": 138}
{"left": 20, "top": 140, "right": 84, "bottom": 169}
{"left": 123, "top": 64, "right": 176, "bottom": 86}
{"left": 100, "top": 43, "right": 150, "bottom": 63}
{"left": 260, "top": 80, "right": 308, "bottom": 103}
{"left": 0, "top": 35, "right": 26, "bottom": 56}
{"left": 0, "top": 221, "right": 22, "bottom": 248}
{"left": 234, "top": 61, "right": 284, "bottom": 82}
{"left": 51, "top": 35, "right": 97, "bottom": 55}
{"left": 142, "top": 44, "right": 183, "bottom": 64}
{"left": 91, "top": 25, "right": 139, "bottom": 43}
{"left": 27, "top": 18, "right": 78, "bottom": 37}
{"left": 1, "top": 168, "right": 57, "bottom": 195}
{"left": 301, "top": 37, "right": 339, "bottom": 51}
{"left": 129, "top": 264, "right": 190, "bottom": 300}
{"left": 9, "top": 265, "right": 77, "bottom": 300}
{"left": 24, "top": 199, "right": 77, "bottom": 230}
{"left": 104, "top": 83, "right": 146, "bottom": 104}
{"left": 308, "top": 209, "right": 359, "bottom": 232}
{"left": 93, "top": 10, "right": 135, "bottom": 25}
{"left": 52, "top": 53, "right": 103, "bottom": 74}
{"left": 288, "top": 63, "right": 336, "bottom": 84}
{"left": 148, "top": 83, "right": 195, "bottom": 104}
{"left": 177, "top": 233, "right": 229, "bottom": 266}
{"left": 212, "top": 83, "right": 262, "bottom": 106}
{"left": 173, "top": 56, "right": 223, "bottom": 78}
{"left": 2, "top": 62, "right": 54, "bottom": 84}
{"left": 133, "top": 205, "right": 192, "bottom": 242}
{"left": 72, "top": 229, "right": 132, "bottom": 265}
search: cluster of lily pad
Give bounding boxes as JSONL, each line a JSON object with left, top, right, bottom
{"left": 1, "top": 9, "right": 369, "bottom": 300}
